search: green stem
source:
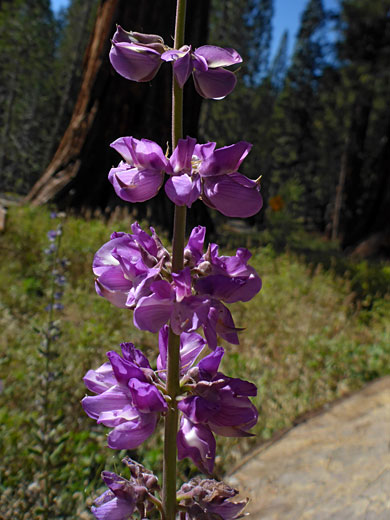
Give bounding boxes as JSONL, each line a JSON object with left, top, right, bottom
{"left": 162, "top": 1, "right": 187, "bottom": 519}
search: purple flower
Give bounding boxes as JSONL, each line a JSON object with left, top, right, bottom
{"left": 177, "top": 347, "right": 258, "bottom": 472}
{"left": 94, "top": 224, "right": 261, "bottom": 349}
{"left": 81, "top": 343, "right": 167, "bottom": 450}
{"left": 93, "top": 222, "right": 168, "bottom": 308}
{"left": 157, "top": 325, "right": 206, "bottom": 377}
{"left": 161, "top": 45, "right": 242, "bottom": 99}
{"left": 133, "top": 269, "right": 240, "bottom": 350}
{"left": 177, "top": 417, "right": 216, "bottom": 475}
{"left": 109, "top": 26, "right": 165, "bottom": 82}
{"left": 91, "top": 472, "right": 137, "bottom": 520}
{"left": 165, "top": 137, "right": 263, "bottom": 217}
{"left": 194, "top": 242, "right": 262, "bottom": 304}
{"left": 178, "top": 478, "right": 248, "bottom": 519}
{"left": 47, "top": 229, "right": 61, "bottom": 241}
{"left": 91, "top": 459, "right": 160, "bottom": 520}
{"left": 108, "top": 136, "right": 168, "bottom": 203}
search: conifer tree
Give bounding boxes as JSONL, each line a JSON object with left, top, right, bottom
{"left": 270, "top": 0, "right": 330, "bottom": 229}
{"left": 332, "top": 0, "right": 390, "bottom": 248}
{"left": 0, "top": 0, "right": 57, "bottom": 194}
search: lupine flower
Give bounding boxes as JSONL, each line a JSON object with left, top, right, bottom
{"left": 94, "top": 224, "right": 261, "bottom": 349}
{"left": 109, "top": 26, "right": 165, "bottom": 82}
{"left": 161, "top": 45, "right": 242, "bottom": 99}
{"left": 91, "top": 459, "right": 160, "bottom": 520}
{"left": 187, "top": 226, "right": 262, "bottom": 304}
{"left": 133, "top": 268, "right": 240, "bottom": 350}
{"left": 93, "top": 222, "right": 169, "bottom": 308}
{"left": 178, "top": 478, "right": 248, "bottom": 519}
{"left": 108, "top": 136, "right": 168, "bottom": 203}
{"left": 165, "top": 137, "right": 263, "bottom": 217}
{"left": 82, "top": 343, "right": 167, "bottom": 450}
{"left": 47, "top": 229, "right": 61, "bottom": 241}
{"left": 177, "top": 347, "right": 258, "bottom": 472}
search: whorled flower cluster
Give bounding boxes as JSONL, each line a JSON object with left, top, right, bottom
{"left": 109, "top": 26, "right": 242, "bottom": 100}
{"left": 91, "top": 458, "right": 161, "bottom": 519}
{"left": 92, "top": 461, "right": 248, "bottom": 520}
{"left": 108, "top": 135, "right": 263, "bottom": 218}
{"left": 82, "top": 328, "right": 257, "bottom": 474}
{"left": 93, "top": 224, "right": 261, "bottom": 350}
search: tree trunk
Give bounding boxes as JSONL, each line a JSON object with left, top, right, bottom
{"left": 25, "top": 0, "right": 211, "bottom": 231}
{"left": 331, "top": 85, "right": 373, "bottom": 245}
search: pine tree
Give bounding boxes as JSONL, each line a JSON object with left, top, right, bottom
{"left": 270, "top": 0, "right": 331, "bottom": 229}
{"left": 0, "top": 0, "right": 58, "bottom": 194}
{"left": 269, "top": 30, "right": 289, "bottom": 92}
{"left": 332, "top": 0, "right": 390, "bottom": 248}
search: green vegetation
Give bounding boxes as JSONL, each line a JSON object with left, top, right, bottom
{"left": 1, "top": 206, "right": 389, "bottom": 518}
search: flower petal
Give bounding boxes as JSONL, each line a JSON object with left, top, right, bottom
{"left": 195, "top": 45, "right": 242, "bottom": 68}
{"left": 184, "top": 225, "right": 206, "bottom": 264}
{"left": 195, "top": 273, "right": 261, "bottom": 304}
{"left": 128, "top": 379, "right": 167, "bottom": 413}
{"left": 109, "top": 166, "right": 164, "bottom": 203}
{"left": 199, "top": 142, "right": 252, "bottom": 177}
{"left": 164, "top": 174, "right": 201, "bottom": 207}
{"left": 83, "top": 362, "right": 116, "bottom": 394}
{"left": 109, "top": 42, "right": 162, "bottom": 82}
{"left": 81, "top": 386, "right": 131, "bottom": 421}
{"left": 106, "top": 351, "right": 145, "bottom": 384}
{"left": 178, "top": 396, "right": 220, "bottom": 423}
{"left": 168, "top": 137, "right": 197, "bottom": 175}
{"left": 108, "top": 413, "right": 157, "bottom": 450}
{"left": 202, "top": 173, "right": 263, "bottom": 217}
{"left": 91, "top": 496, "right": 135, "bottom": 520}
{"left": 173, "top": 51, "right": 193, "bottom": 88}
{"left": 133, "top": 291, "right": 173, "bottom": 333}
{"left": 193, "top": 68, "right": 237, "bottom": 99}
{"left": 198, "top": 347, "right": 224, "bottom": 377}
{"left": 177, "top": 418, "right": 216, "bottom": 474}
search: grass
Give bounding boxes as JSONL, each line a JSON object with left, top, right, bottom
{"left": 1, "top": 205, "right": 389, "bottom": 518}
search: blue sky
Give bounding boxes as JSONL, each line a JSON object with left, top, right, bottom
{"left": 51, "top": 0, "right": 340, "bottom": 59}
{"left": 271, "top": 0, "right": 339, "bottom": 58}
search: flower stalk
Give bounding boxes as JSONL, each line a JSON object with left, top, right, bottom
{"left": 163, "top": 1, "right": 187, "bottom": 517}
{"left": 83, "top": 1, "right": 263, "bottom": 518}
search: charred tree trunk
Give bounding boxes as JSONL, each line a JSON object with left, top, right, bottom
{"left": 25, "top": 0, "right": 211, "bottom": 231}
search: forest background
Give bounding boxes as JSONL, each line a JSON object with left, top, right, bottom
{"left": 1, "top": 0, "right": 389, "bottom": 251}
{"left": 0, "top": 0, "right": 390, "bottom": 519}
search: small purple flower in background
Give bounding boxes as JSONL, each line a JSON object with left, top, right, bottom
{"left": 165, "top": 137, "right": 263, "bottom": 217}
{"left": 109, "top": 26, "right": 165, "bottom": 82}
{"left": 178, "top": 477, "right": 248, "bottom": 519}
{"left": 82, "top": 342, "right": 167, "bottom": 450}
{"left": 47, "top": 229, "right": 61, "bottom": 241}
{"left": 177, "top": 347, "right": 258, "bottom": 473}
{"left": 45, "top": 302, "right": 64, "bottom": 312}
{"left": 91, "top": 458, "right": 160, "bottom": 520}
{"left": 108, "top": 136, "right": 168, "bottom": 203}
{"left": 93, "top": 222, "right": 169, "bottom": 308}
{"left": 161, "top": 45, "right": 242, "bottom": 99}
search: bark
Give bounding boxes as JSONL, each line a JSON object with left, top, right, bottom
{"left": 331, "top": 86, "right": 373, "bottom": 245}
{"left": 25, "top": 0, "right": 211, "bottom": 231}
{"left": 349, "top": 108, "right": 390, "bottom": 256}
